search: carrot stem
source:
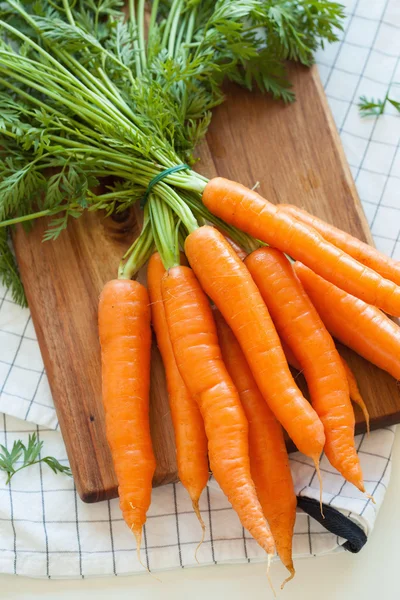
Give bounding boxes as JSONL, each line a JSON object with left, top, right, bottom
{"left": 149, "top": 196, "right": 180, "bottom": 270}
{"left": 118, "top": 204, "right": 154, "bottom": 280}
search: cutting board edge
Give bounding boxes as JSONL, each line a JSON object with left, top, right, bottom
{"left": 12, "top": 235, "right": 108, "bottom": 503}
{"left": 310, "top": 66, "right": 374, "bottom": 246}
{"left": 80, "top": 472, "right": 181, "bottom": 504}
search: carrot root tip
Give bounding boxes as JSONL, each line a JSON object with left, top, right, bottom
{"left": 132, "top": 526, "right": 145, "bottom": 570}
{"left": 132, "top": 526, "right": 162, "bottom": 582}
{"left": 192, "top": 499, "right": 206, "bottom": 564}
{"left": 313, "top": 457, "right": 324, "bottom": 518}
{"left": 266, "top": 553, "right": 276, "bottom": 598}
{"left": 281, "top": 566, "right": 295, "bottom": 590}
{"left": 366, "top": 493, "right": 376, "bottom": 504}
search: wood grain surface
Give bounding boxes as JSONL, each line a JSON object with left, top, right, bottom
{"left": 13, "top": 63, "right": 400, "bottom": 503}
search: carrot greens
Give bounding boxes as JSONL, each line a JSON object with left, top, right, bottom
{"left": 0, "top": 433, "right": 72, "bottom": 484}
{"left": 0, "top": 0, "right": 344, "bottom": 300}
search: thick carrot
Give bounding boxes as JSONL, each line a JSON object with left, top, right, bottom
{"left": 294, "top": 262, "right": 400, "bottom": 381}
{"left": 280, "top": 204, "right": 400, "bottom": 287}
{"left": 281, "top": 341, "right": 370, "bottom": 434}
{"left": 245, "top": 248, "right": 364, "bottom": 491}
{"left": 202, "top": 178, "right": 400, "bottom": 317}
{"left": 98, "top": 280, "right": 156, "bottom": 551}
{"left": 147, "top": 253, "right": 208, "bottom": 530}
{"left": 184, "top": 226, "right": 325, "bottom": 463}
{"left": 214, "top": 309, "right": 296, "bottom": 585}
{"left": 161, "top": 265, "right": 275, "bottom": 556}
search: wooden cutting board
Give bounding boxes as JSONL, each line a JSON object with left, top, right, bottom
{"left": 13, "top": 64, "right": 400, "bottom": 503}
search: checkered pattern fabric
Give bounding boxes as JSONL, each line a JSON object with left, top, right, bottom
{"left": 0, "top": 0, "right": 398, "bottom": 578}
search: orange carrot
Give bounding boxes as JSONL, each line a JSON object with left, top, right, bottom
{"left": 98, "top": 279, "right": 156, "bottom": 552}
{"left": 280, "top": 339, "right": 303, "bottom": 373}
{"left": 184, "top": 226, "right": 325, "bottom": 464}
{"left": 219, "top": 231, "right": 248, "bottom": 261}
{"left": 281, "top": 341, "right": 370, "bottom": 434}
{"left": 245, "top": 248, "right": 364, "bottom": 492}
{"left": 147, "top": 253, "right": 208, "bottom": 532}
{"left": 214, "top": 309, "right": 296, "bottom": 585}
{"left": 340, "top": 359, "right": 370, "bottom": 435}
{"left": 202, "top": 178, "right": 400, "bottom": 317}
{"left": 294, "top": 262, "right": 400, "bottom": 381}
{"left": 280, "top": 204, "right": 400, "bottom": 287}
{"left": 161, "top": 265, "right": 275, "bottom": 556}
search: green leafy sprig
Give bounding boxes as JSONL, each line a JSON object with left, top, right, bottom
{"left": 359, "top": 86, "right": 400, "bottom": 117}
{"left": 0, "top": 433, "right": 72, "bottom": 484}
{"left": 0, "top": 227, "right": 26, "bottom": 305}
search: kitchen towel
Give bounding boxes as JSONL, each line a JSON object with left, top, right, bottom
{"left": 0, "top": 0, "right": 399, "bottom": 579}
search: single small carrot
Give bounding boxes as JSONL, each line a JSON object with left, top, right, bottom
{"left": 98, "top": 279, "right": 156, "bottom": 553}
{"left": 202, "top": 178, "right": 400, "bottom": 317}
{"left": 280, "top": 204, "right": 400, "bottom": 287}
{"left": 340, "top": 359, "right": 370, "bottom": 435}
{"left": 294, "top": 262, "right": 400, "bottom": 381}
{"left": 147, "top": 253, "right": 209, "bottom": 533}
{"left": 281, "top": 341, "right": 370, "bottom": 434}
{"left": 161, "top": 265, "right": 275, "bottom": 556}
{"left": 214, "top": 309, "right": 296, "bottom": 586}
{"left": 184, "top": 226, "right": 325, "bottom": 464}
{"left": 245, "top": 248, "right": 364, "bottom": 492}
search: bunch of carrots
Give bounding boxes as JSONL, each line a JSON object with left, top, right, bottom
{"left": 2, "top": 0, "right": 389, "bottom": 587}
{"left": 98, "top": 176, "right": 400, "bottom": 586}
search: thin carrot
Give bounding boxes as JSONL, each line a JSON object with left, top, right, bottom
{"left": 202, "top": 177, "right": 400, "bottom": 317}
{"left": 294, "top": 262, "right": 400, "bottom": 381}
{"left": 184, "top": 226, "right": 325, "bottom": 464}
{"left": 161, "top": 265, "right": 275, "bottom": 556}
{"left": 214, "top": 309, "right": 296, "bottom": 586}
{"left": 98, "top": 280, "right": 156, "bottom": 553}
{"left": 147, "top": 253, "right": 208, "bottom": 535}
{"left": 340, "top": 359, "right": 370, "bottom": 435}
{"left": 281, "top": 340, "right": 370, "bottom": 434}
{"left": 280, "top": 204, "right": 400, "bottom": 287}
{"left": 245, "top": 248, "right": 364, "bottom": 492}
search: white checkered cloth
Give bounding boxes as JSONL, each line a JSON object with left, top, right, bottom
{"left": 0, "top": 0, "right": 398, "bottom": 579}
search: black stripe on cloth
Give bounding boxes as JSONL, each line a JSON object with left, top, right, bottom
{"left": 36, "top": 426, "right": 50, "bottom": 578}
{"left": 73, "top": 484, "right": 83, "bottom": 578}
{"left": 3, "top": 415, "right": 17, "bottom": 575}
{"left": 242, "top": 527, "right": 249, "bottom": 563}
{"left": 173, "top": 483, "right": 183, "bottom": 568}
{"left": 107, "top": 500, "right": 117, "bottom": 575}
{"left": 297, "top": 497, "right": 367, "bottom": 553}
{"left": 206, "top": 487, "right": 216, "bottom": 564}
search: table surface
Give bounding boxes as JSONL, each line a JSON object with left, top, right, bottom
{"left": 0, "top": 431, "right": 398, "bottom": 600}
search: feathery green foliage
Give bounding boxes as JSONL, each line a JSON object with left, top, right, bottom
{"left": 359, "top": 87, "right": 400, "bottom": 118}
{"left": 0, "top": 0, "right": 344, "bottom": 294}
{"left": 0, "top": 433, "right": 72, "bottom": 484}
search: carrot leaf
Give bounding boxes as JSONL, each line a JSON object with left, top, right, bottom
{"left": 359, "top": 85, "right": 400, "bottom": 118}
{"left": 0, "top": 433, "right": 72, "bottom": 484}
{"left": 0, "top": 228, "right": 27, "bottom": 306}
